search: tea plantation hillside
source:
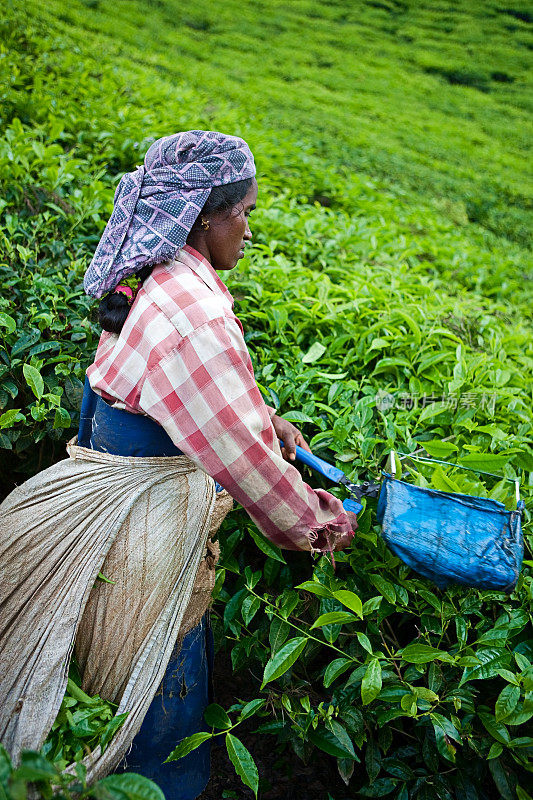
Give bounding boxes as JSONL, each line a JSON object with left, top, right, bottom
{"left": 0, "top": 0, "right": 532, "bottom": 798}
{"left": 7, "top": 0, "right": 533, "bottom": 245}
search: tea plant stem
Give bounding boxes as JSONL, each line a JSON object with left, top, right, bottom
{"left": 390, "top": 726, "right": 418, "bottom": 742}
{"left": 245, "top": 585, "right": 365, "bottom": 665}
{"left": 379, "top": 630, "right": 404, "bottom": 681}
{"left": 384, "top": 618, "right": 401, "bottom": 649}
{"left": 226, "top": 626, "right": 270, "bottom": 653}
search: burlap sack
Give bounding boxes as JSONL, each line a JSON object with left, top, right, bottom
{"left": 75, "top": 489, "right": 232, "bottom": 702}
{"left": 178, "top": 489, "right": 232, "bottom": 639}
{"left": 0, "top": 439, "right": 231, "bottom": 783}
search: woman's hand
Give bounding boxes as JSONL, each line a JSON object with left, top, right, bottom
{"left": 270, "top": 414, "right": 312, "bottom": 462}
{"left": 271, "top": 413, "right": 358, "bottom": 547}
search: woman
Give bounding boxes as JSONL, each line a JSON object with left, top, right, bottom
{"left": 0, "top": 131, "right": 357, "bottom": 797}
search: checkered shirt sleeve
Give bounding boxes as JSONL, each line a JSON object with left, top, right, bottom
{"left": 87, "top": 248, "right": 354, "bottom": 552}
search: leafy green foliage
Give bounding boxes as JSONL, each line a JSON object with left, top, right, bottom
{"left": 0, "top": 744, "right": 162, "bottom": 800}
{"left": 225, "top": 734, "right": 259, "bottom": 798}
{"left": 165, "top": 699, "right": 267, "bottom": 797}
{"left": 42, "top": 663, "right": 128, "bottom": 769}
{"left": 0, "top": 0, "right": 532, "bottom": 797}
{"left": 212, "top": 506, "right": 532, "bottom": 796}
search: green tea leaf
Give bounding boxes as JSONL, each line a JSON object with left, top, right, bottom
{"left": 418, "top": 402, "right": 449, "bottom": 423}
{"left": 496, "top": 669, "right": 520, "bottom": 686}
{"left": 302, "top": 342, "right": 326, "bottom": 363}
{"left": 23, "top": 364, "right": 44, "bottom": 400}
{"left": 429, "top": 712, "right": 461, "bottom": 742}
{"left": 262, "top": 637, "right": 307, "bottom": 687}
{"left": 0, "top": 409, "right": 24, "bottom": 429}
{"left": 361, "top": 659, "right": 382, "bottom": 705}
{"left": 337, "top": 756, "right": 355, "bottom": 786}
{"left": 97, "top": 571, "right": 115, "bottom": 584}
{"left": 11, "top": 329, "right": 41, "bottom": 358}
{"left": 365, "top": 736, "right": 381, "bottom": 783}
{"left": 165, "top": 732, "right": 212, "bottom": 762}
{"left": 327, "top": 719, "right": 356, "bottom": 758}
{"left": 0, "top": 313, "right": 16, "bottom": 335}
{"left": 488, "top": 758, "right": 514, "bottom": 800}
{"left": 369, "top": 575, "right": 396, "bottom": 604}
{"left": 66, "top": 678, "right": 97, "bottom": 705}
{"left": 308, "top": 727, "right": 357, "bottom": 759}
{"left": 459, "top": 648, "right": 509, "bottom": 684}
{"left": 281, "top": 410, "right": 315, "bottom": 423}
{"left": 412, "top": 686, "right": 439, "bottom": 703}
{"left": 225, "top": 733, "right": 259, "bottom": 797}
{"left": 100, "top": 712, "right": 128, "bottom": 753}
{"left": 395, "top": 311, "right": 422, "bottom": 345}
{"left": 238, "top": 699, "right": 265, "bottom": 721}
{"left": 479, "top": 712, "right": 510, "bottom": 745}
{"left": 514, "top": 652, "right": 531, "bottom": 671}
{"left": 0, "top": 379, "right": 18, "bottom": 400}
{"left": 495, "top": 684, "right": 520, "bottom": 721}
{"left": 400, "top": 644, "right": 454, "bottom": 664}
{"left": 362, "top": 596, "right": 383, "bottom": 615}
{"left": 241, "top": 595, "right": 261, "bottom": 626}
{"left": 92, "top": 773, "right": 165, "bottom": 800}
{"left": 223, "top": 588, "right": 246, "bottom": 631}
{"left": 422, "top": 440, "right": 458, "bottom": 458}
{"left": 310, "top": 611, "right": 358, "bottom": 629}
{"left": 269, "top": 616, "right": 290, "bottom": 654}
{"left": 53, "top": 407, "right": 71, "bottom": 428}
{"left": 332, "top": 590, "right": 363, "bottom": 618}
{"left": 358, "top": 777, "right": 397, "bottom": 796}
{"left": 0, "top": 743, "right": 13, "bottom": 783}
{"left": 356, "top": 632, "right": 373, "bottom": 654}
{"left": 63, "top": 374, "right": 85, "bottom": 407}
{"left": 204, "top": 703, "right": 232, "bottom": 730}
{"left": 431, "top": 719, "right": 457, "bottom": 763}
{"left": 458, "top": 453, "right": 509, "bottom": 473}
{"left": 14, "top": 752, "right": 57, "bottom": 782}
{"left": 248, "top": 527, "right": 286, "bottom": 563}
{"left": 487, "top": 742, "right": 503, "bottom": 759}
{"left": 324, "top": 657, "right": 354, "bottom": 688}
{"left": 431, "top": 466, "right": 461, "bottom": 493}
{"left": 296, "top": 580, "right": 331, "bottom": 598}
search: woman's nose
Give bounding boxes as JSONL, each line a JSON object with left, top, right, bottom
{"left": 244, "top": 220, "right": 252, "bottom": 240}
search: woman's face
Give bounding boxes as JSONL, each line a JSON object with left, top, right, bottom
{"left": 200, "top": 179, "right": 258, "bottom": 270}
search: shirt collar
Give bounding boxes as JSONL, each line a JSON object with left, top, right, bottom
{"left": 178, "top": 245, "right": 235, "bottom": 308}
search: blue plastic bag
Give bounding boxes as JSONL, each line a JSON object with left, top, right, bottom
{"left": 377, "top": 473, "right": 524, "bottom": 591}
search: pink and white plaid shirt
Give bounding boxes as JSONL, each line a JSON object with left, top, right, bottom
{"left": 87, "top": 246, "right": 354, "bottom": 552}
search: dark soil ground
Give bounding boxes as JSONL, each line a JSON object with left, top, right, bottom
{"left": 198, "top": 649, "right": 350, "bottom": 800}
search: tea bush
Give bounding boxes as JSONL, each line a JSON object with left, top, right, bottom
{"left": 0, "top": 1, "right": 531, "bottom": 798}
{"left": 0, "top": 744, "right": 163, "bottom": 800}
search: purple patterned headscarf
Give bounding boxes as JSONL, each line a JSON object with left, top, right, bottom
{"left": 83, "top": 130, "right": 256, "bottom": 298}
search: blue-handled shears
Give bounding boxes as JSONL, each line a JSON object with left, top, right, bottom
{"left": 280, "top": 441, "right": 380, "bottom": 515}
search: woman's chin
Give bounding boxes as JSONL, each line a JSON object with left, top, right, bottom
{"left": 214, "top": 260, "right": 237, "bottom": 271}
{"left": 213, "top": 251, "right": 244, "bottom": 270}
